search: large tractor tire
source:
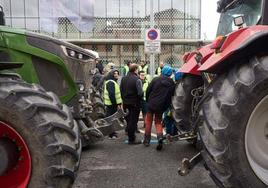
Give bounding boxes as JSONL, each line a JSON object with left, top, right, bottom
{"left": 200, "top": 56, "right": 268, "bottom": 187}
{"left": 172, "top": 75, "right": 203, "bottom": 131}
{"left": 0, "top": 76, "right": 81, "bottom": 188}
{"left": 90, "top": 90, "right": 105, "bottom": 120}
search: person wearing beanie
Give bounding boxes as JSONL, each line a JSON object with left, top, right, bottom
{"left": 143, "top": 65, "right": 175, "bottom": 150}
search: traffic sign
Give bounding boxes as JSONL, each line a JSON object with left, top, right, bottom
{"left": 145, "top": 28, "right": 161, "bottom": 54}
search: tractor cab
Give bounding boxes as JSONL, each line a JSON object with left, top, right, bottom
{"left": 216, "top": 0, "right": 263, "bottom": 36}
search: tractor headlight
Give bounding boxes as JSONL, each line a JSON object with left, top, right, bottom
{"left": 69, "top": 50, "right": 76, "bottom": 57}
{"left": 61, "top": 46, "right": 91, "bottom": 61}
{"left": 78, "top": 53, "right": 83, "bottom": 59}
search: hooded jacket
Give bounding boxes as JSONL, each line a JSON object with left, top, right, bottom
{"left": 146, "top": 75, "right": 175, "bottom": 113}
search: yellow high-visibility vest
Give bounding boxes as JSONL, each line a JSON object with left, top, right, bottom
{"left": 139, "top": 65, "right": 148, "bottom": 74}
{"left": 142, "top": 80, "right": 149, "bottom": 100}
{"left": 156, "top": 67, "right": 162, "bottom": 75}
{"left": 104, "top": 80, "right": 122, "bottom": 105}
{"left": 124, "top": 65, "right": 129, "bottom": 75}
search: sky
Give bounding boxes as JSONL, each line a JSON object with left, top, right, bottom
{"left": 201, "top": 0, "right": 221, "bottom": 40}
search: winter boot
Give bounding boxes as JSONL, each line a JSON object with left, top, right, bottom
{"left": 143, "top": 135, "right": 151, "bottom": 147}
{"left": 156, "top": 134, "right": 164, "bottom": 151}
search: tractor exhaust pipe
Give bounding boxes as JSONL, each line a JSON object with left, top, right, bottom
{"left": 0, "top": 6, "right": 5, "bottom": 26}
{"left": 0, "top": 6, "right": 6, "bottom": 25}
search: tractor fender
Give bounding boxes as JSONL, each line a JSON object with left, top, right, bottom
{"left": 198, "top": 25, "right": 268, "bottom": 73}
{"left": 179, "top": 44, "right": 214, "bottom": 75}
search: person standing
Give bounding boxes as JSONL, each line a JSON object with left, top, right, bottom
{"left": 104, "top": 69, "right": 122, "bottom": 139}
{"left": 122, "top": 61, "right": 131, "bottom": 76}
{"left": 139, "top": 60, "right": 151, "bottom": 81}
{"left": 155, "top": 62, "right": 164, "bottom": 76}
{"left": 138, "top": 60, "right": 149, "bottom": 74}
{"left": 144, "top": 65, "right": 175, "bottom": 150}
{"left": 120, "top": 64, "right": 143, "bottom": 144}
{"left": 139, "top": 70, "right": 149, "bottom": 128}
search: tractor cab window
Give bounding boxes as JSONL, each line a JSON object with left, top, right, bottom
{"left": 216, "top": 0, "right": 262, "bottom": 36}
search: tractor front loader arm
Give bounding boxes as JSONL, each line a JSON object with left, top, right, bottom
{"left": 94, "top": 108, "right": 128, "bottom": 136}
{"left": 77, "top": 109, "right": 127, "bottom": 144}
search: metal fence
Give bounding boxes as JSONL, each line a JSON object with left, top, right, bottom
{"left": 0, "top": 0, "right": 202, "bottom": 68}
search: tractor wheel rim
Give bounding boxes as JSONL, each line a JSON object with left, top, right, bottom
{"left": 0, "top": 121, "right": 31, "bottom": 188}
{"left": 245, "top": 95, "right": 268, "bottom": 185}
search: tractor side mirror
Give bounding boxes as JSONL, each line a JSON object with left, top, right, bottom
{"left": 234, "top": 15, "right": 244, "bottom": 28}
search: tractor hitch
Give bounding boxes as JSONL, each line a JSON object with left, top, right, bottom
{"left": 178, "top": 152, "right": 203, "bottom": 176}
{"left": 164, "top": 131, "right": 197, "bottom": 143}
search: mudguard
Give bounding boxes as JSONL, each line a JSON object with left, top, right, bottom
{"left": 179, "top": 44, "right": 214, "bottom": 75}
{"left": 198, "top": 25, "right": 268, "bottom": 73}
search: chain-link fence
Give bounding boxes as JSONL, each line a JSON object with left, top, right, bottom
{"left": 0, "top": 0, "right": 202, "bottom": 69}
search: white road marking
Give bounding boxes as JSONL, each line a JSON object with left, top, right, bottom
{"left": 90, "top": 165, "right": 127, "bottom": 170}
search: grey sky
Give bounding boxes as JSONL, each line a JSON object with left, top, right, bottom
{"left": 201, "top": 0, "right": 220, "bottom": 40}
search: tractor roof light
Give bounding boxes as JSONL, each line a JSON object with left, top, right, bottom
{"left": 234, "top": 15, "right": 245, "bottom": 28}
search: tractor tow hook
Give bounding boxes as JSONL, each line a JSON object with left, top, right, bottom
{"left": 164, "top": 131, "right": 197, "bottom": 142}
{"left": 178, "top": 152, "right": 203, "bottom": 176}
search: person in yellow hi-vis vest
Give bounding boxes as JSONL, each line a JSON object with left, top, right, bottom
{"left": 155, "top": 62, "right": 164, "bottom": 76}
{"left": 122, "top": 61, "right": 131, "bottom": 76}
{"left": 139, "top": 70, "right": 149, "bottom": 128}
{"left": 138, "top": 60, "right": 149, "bottom": 74}
{"left": 104, "top": 69, "right": 122, "bottom": 139}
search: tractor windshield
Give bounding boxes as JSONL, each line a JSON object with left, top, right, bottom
{"left": 217, "top": 0, "right": 262, "bottom": 36}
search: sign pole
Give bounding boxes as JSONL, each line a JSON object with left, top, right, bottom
{"left": 149, "top": 0, "right": 155, "bottom": 77}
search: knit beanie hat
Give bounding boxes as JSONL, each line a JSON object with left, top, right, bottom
{"left": 175, "top": 71, "right": 183, "bottom": 81}
{"left": 161, "top": 65, "right": 173, "bottom": 77}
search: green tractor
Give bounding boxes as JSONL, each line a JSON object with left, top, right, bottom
{"left": 0, "top": 7, "right": 125, "bottom": 188}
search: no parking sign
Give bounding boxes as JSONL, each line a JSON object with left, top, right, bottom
{"left": 145, "top": 28, "right": 161, "bottom": 54}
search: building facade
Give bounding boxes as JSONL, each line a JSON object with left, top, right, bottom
{"left": 0, "top": 0, "right": 201, "bottom": 70}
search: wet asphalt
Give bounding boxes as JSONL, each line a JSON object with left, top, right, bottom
{"left": 73, "top": 123, "right": 217, "bottom": 188}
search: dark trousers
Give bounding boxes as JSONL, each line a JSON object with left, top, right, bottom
{"left": 106, "top": 105, "right": 117, "bottom": 116}
{"left": 124, "top": 104, "right": 140, "bottom": 142}
{"left": 106, "top": 105, "right": 117, "bottom": 137}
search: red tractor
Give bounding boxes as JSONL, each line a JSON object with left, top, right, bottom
{"left": 173, "top": 0, "right": 268, "bottom": 187}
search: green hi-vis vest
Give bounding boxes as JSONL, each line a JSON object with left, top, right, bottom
{"left": 142, "top": 80, "right": 149, "bottom": 100}
{"left": 104, "top": 80, "right": 122, "bottom": 105}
